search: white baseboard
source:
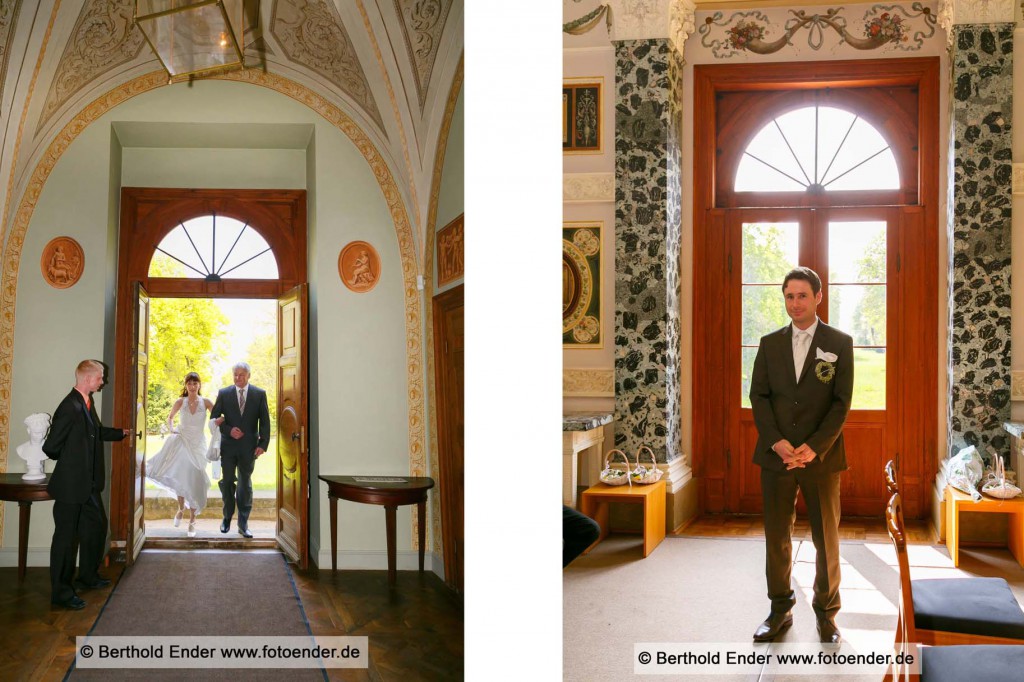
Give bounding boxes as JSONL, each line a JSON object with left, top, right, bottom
{"left": 0, "top": 547, "right": 50, "bottom": 567}
{"left": 317, "top": 549, "right": 441, "bottom": 572}
{"left": 429, "top": 551, "right": 445, "bottom": 581}
{"left": 309, "top": 536, "right": 321, "bottom": 568}
{"left": 0, "top": 545, "right": 448, "bottom": 577}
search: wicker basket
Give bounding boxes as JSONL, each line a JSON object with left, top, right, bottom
{"left": 599, "top": 449, "right": 631, "bottom": 486}
{"left": 630, "top": 446, "right": 663, "bottom": 485}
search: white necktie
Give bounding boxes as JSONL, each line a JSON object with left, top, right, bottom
{"left": 794, "top": 331, "right": 811, "bottom": 381}
{"left": 238, "top": 388, "right": 246, "bottom": 413}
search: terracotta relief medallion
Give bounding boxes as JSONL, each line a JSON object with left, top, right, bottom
{"left": 339, "top": 241, "right": 381, "bottom": 293}
{"left": 41, "top": 237, "right": 85, "bottom": 289}
{"left": 437, "top": 214, "right": 464, "bottom": 287}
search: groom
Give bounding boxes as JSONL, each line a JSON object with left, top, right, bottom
{"left": 211, "top": 362, "right": 271, "bottom": 538}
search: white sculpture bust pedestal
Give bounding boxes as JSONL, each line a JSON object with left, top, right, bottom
{"left": 16, "top": 413, "right": 50, "bottom": 481}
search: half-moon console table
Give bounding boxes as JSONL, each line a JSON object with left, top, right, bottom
{"left": 319, "top": 475, "right": 435, "bottom": 587}
{"left": 0, "top": 474, "right": 52, "bottom": 581}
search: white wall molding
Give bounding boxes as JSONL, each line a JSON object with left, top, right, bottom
{"left": 938, "top": 0, "right": 1014, "bottom": 39}
{"left": 563, "top": 173, "right": 615, "bottom": 203}
{"left": 1011, "top": 370, "right": 1024, "bottom": 400}
{"left": 664, "top": 450, "right": 692, "bottom": 493}
{"left": 317, "top": 548, "right": 440, "bottom": 572}
{"left": 0, "top": 547, "right": 50, "bottom": 567}
{"left": 1013, "top": 164, "right": 1024, "bottom": 195}
{"left": 607, "top": 0, "right": 696, "bottom": 52}
{"left": 564, "top": 368, "right": 615, "bottom": 396}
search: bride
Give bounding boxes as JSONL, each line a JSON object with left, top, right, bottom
{"left": 146, "top": 372, "right": 223, "bottom": 537}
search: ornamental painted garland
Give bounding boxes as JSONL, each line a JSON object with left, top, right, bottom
{"left": 699, "top": 4, "right": 937, "bottom": 58}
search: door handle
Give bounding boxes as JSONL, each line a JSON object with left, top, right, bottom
{"left": 136, "top": 431, "right": 142, "bottom": 440}
{"left": 291, "top": 432, "right": 300, "bottom": 442}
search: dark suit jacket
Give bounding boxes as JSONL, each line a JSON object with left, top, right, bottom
{"left": 43, "top": 389, "right": 126, "bottom": 503}
{"left": 749, "top": 321, "right": 854, "bottom": 474}
{"left": 211, "top": 384, "right": 271, "bottom": 459}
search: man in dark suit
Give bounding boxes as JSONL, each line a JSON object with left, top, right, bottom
{"left": 43, "top": 360, "right": 130, "bottom": 610}
{"left": 211, "top": 361, "right": 271, "bottom": 538}
{"left": 749, "top": 267, "right": 854, "bottom": 646}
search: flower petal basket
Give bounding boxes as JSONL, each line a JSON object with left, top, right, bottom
{"left": 630, "top": 446, "right": 663, "bottom": 484}
{"left": 599, "top": 449, "right": 632, "bottom": 486}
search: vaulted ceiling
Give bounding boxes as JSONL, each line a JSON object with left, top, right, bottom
{"left": 0, "top": 0, "right": 463, "bottom": 269}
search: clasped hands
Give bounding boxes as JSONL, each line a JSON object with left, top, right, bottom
{"left": 224, "top": 417, "right": 264, "bottom": 458}
{"left": 773, "top": 439, "right": 817, "bottom": 469}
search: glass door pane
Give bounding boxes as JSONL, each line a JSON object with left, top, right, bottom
{"left": 827, "top": 220, "right": 887, "bottom": 409}
{"left": 740, "top": 222, "right": 799, "bottom": 407}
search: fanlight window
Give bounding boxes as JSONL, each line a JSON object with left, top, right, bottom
{"left": 148, "top": 214, "right": 278, "bottom": 280}
{"left": 735, "top": 106, "right": 900, "bottom": 193}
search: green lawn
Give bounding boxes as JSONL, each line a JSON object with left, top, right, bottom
{"left": 852, "top": 348, "right": 886, "bottom": 409}
{"left": 740, "top": 347, "right": 886, "bottom": 409}
{"left": 143, "top": 434, "right": 278, "bottom": 492}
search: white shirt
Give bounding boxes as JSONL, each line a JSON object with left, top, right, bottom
{"left": 792, "top": 318, "right": 819, "bottom": 380}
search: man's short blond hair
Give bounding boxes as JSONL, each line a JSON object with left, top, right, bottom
{"left": 75, "top": 359, "right": 104, "bottom": 380}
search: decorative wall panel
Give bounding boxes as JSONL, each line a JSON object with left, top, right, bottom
{"left": 0, "top": 0, "right": 20, "bottom": 106}
{"left": 564, "top": 221, "right": 602, "bottom": 347}
{"left": 271, "top": 0, "right": 383, "bottom": 129}
{"left": 394, "top": 0, "right": 452, "bottom": 105}
{"left": 437, "top": 213, "right": 463, "bottom": 286}
{"left": 37, "top": 0, "right": 146, "bottom": 133}
{"left": 563, "top": 79, "right": 602, "bottom": 153}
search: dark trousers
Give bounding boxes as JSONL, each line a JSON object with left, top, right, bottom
{"left": 761, "top": 467, "right": 842, "bottom": 624}
{"left": 563, "top": 505, "right": 600, "bottom": 567}
{"left": 50, "top": 493, "right": 107, "bottom": 602}
{"left": 220, "top": 451, "right": 255, "bottom": 528}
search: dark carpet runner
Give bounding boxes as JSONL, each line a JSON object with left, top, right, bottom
{"left": 68, "top": 550, "right": 327, "bottom": 680}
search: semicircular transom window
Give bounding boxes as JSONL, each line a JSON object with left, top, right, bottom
{"left": 148, "top": 214, "right": 279, "bottom": 280}
{"left": 735, "top": 106, "right": 900, "bottom": 193}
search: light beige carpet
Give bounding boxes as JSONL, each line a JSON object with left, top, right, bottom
{"left": 563, "top": 534, "right": 1024, "bottom": 682}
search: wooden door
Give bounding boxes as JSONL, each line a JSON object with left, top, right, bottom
{"left": 724, "top": 208, "right": 901, "bottom": 516}
{"left": 128, "top": 283, "right": 149, "bottom": 563}
{"left": 692, "top": 59, "right": 939, "bottom": 518}
{"left": 276, "top": 284, "right": 308, "bottom": 567}
{"left": 433, "top": 285, "right": 464, "bottom": 592}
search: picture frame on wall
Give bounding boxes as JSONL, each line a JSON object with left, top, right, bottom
{"left": 563, "top": 78, "right": 602, "bottom": 153}
{"left": 563, "top": 222, "right": 602, "bottom": 348}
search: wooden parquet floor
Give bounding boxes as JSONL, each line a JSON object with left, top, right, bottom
{"left": 0, "top": 556, "right": 463, "bottom": 682}
{"left": 677, "top": 513, "right": 936, "bottom": 543}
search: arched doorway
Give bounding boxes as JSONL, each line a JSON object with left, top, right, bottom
{"left": 111, "top": 188, "right": 309, "bottom": 566}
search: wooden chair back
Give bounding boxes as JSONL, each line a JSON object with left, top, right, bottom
{"left": 885, "top": 457, "right": 899, "bottom": 495}
{"left": 886, "top": 492, "right": 918, "bottom": 645}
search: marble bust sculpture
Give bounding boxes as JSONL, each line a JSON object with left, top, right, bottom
{"left": 16, "top": 413, "right": 51, "bottom": 481}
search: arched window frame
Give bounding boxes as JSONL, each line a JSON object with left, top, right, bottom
{"left": 118, "top": 188, "right": 306, "bottom": 299}
{"left": 148, "top": 213, "right": 280, "bottom": 281}
{"left": 714, "top": 87, "right": 920, "bottom": 209}
{"left": 734, "top": 105, "right": 901, "bottom": 194}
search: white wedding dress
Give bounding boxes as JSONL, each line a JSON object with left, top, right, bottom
{"left": 146, "top": 400, "right": 211, "bottom": 512}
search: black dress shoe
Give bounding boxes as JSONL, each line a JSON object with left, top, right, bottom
{"left": 752, "top": 611, "right": 793, "bottom": 642}
{"left": 74, "top": 577, "right": 111, "bottom": 590}
{"left": 238, "top": 527, "right": 253, "bottom": 539}
{"left": 220, "top": 520, "right": 230, "bottom": 533}
{"left": 52, "top": 596, "right": 86, "bottom": 610}
{"left": 817, "top": 620, "right": 841, "bottom": 646}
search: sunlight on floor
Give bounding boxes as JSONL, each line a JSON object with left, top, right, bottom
{"left": 564, "top": 533, "right": 1024, "bottom": 682}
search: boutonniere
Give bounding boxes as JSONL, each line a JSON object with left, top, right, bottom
{"left": 814, "top": 347, "right": 838, "bottom": 384}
